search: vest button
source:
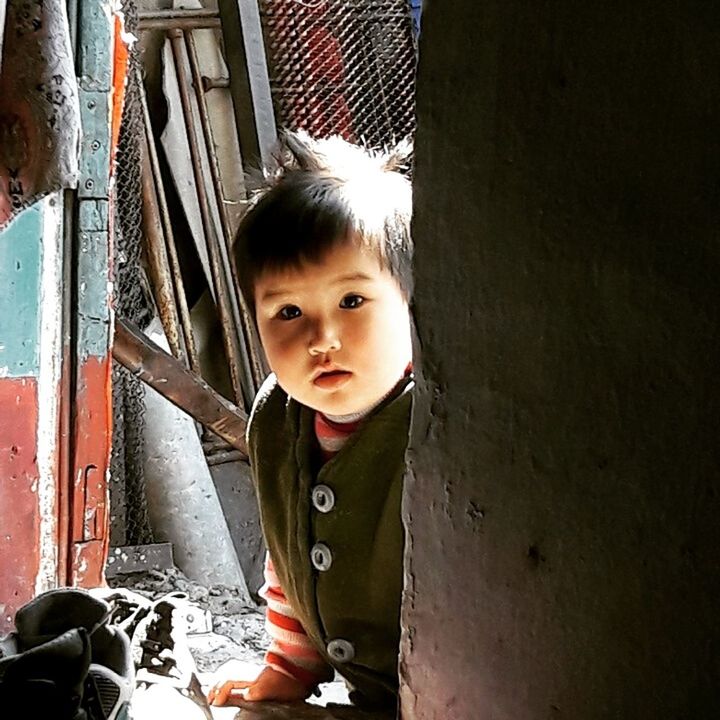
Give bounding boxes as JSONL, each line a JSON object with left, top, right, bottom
{"left": 310, "top": 542, "right": 333, "bottom": 571}
{"left": 312, "top": 484, "right": 336, "bottom": 513}
{"left": 326, "top": 638, "right": 355, "bottom": 663}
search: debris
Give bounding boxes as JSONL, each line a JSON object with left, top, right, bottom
{"left": 109, "top": 566, "right": 266, "bottom": 674}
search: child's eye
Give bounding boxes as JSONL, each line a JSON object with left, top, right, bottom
{"left": 339, "top": 294, "right": 364, "bottom": 309}
{"left": 277, "top": 305, "right": 302, "bottom": 320}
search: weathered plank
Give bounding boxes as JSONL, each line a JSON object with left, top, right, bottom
{"left": 69, "top": 0, "right": 117, "bottom": 587}
{"left": 0, "top": 197, "right": 64, "bottom": 632}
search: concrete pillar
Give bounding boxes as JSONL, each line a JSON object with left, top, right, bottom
{"left": 401, "top": 2, "right": 720, "bottom": 718}
{"left": 142, "top": 321, "right": 250, "bottom": 595}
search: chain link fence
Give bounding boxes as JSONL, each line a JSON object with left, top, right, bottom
{"left": 259, "top": 0, "right": 417, "bottom": 148}
{"left": 109, "top": 0, "right": 154, "bottom": 548}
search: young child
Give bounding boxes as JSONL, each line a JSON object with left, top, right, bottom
{"left": 207, "top": 131, "right": 414, "bottom": 711}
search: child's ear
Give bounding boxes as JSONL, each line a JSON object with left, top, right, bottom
{"left": 279, "top": 129, "right": 324, "bottom": 173}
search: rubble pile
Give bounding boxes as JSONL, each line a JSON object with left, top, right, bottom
{"left": 109, "top": 566, "right": 267, "bottom": 673}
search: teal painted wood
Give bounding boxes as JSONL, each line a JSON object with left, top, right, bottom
{"left": 76, "top": 0, "right": 112, "bottom": 93}
{"left": 76, "top": 0, "right": 113, "bottom": 361}
{"left": 0, "top": 204, "right": 44, "bottom": 377}
{"left": 78, "top": 197, "right": 109, "bottom": 231}
{"left": 78, "top": 92, "right": 111, "bottom": 199}
{"left": 77, "top": 227, "right": 111, "bottom": 360}
{"left": 77, "top": 0, "right": 112, "bottom": 200}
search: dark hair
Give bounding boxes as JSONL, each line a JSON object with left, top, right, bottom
{"left": 233, "top": 131, "right": 413, "bottom": 313}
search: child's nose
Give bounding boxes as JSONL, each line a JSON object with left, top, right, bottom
{"left": 308, "top": 319, "right": 341, "bottom": 355}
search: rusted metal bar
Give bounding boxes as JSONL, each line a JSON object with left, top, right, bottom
{"left": 138, "top": 18, "right": 221, "bottom": 31}
{"left": 139, "top": 80, "right": 202, "bottom": 376}
{"left": 141, "top": 130, "right": 188, "bottom": 365}
{"left": 139, "top": 8, "right": 219, "bottom": 20}
{"left": 217, "top": 0, "right": 277, "bottom": 169}
{"left": 113, "top": 317, "right": 248, "bottom": 455}
{"left": 138, "top": 9, "right": 220, "bottom": 31}
{"left": 169, "top": 28, "right": 248, "bottom": 409}
{"left": 185, "top": 30, "right": 262, "bottom": 397}
{"left": 201, "top": 76, "right": 230, "bottom": 91}
{"left": 203, "top": 433, "right": 230, "bottom": 452}
{"left": 58, "top": 189, "right": 76, "bottom": 586}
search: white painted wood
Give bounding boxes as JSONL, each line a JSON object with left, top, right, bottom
{"left": 35, "top": 193, "right": 64, "bottom": 594}
{"left": 0, "top": 0, "right": 6, "bottom": 76}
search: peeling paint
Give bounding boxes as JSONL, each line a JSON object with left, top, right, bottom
{"left": 0, "top": 378, "right": 40, "bottom": 633}
{"left": 72, "top": 540, "right": 106, "bottom": 588}
{"left": 69, "top": 356, "right": 112, "bottom": 587}
{"left": 0, "top": 204, "right": 42, "bottom": 377}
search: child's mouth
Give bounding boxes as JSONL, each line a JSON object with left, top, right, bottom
{"left": 313, "top": 370, "right": 352, "bottom": 389}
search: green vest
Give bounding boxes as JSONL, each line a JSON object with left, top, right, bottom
{"left": 247, "top": 374, "right": 413, "bottom": 708}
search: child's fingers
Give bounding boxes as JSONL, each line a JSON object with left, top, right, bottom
{"left": 208, "top": 679, "right": 252, "bottom": 706}
{"left": 209, "top": 681, "right": 236, "bottom": 704}
{"left": 244, "top": 684, "right": 262, "bottom": 701}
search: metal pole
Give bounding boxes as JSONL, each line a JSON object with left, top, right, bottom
{"left": 139, "top": 80, "right": 202, "bottom": 376}
{"left": 113, "top": 318, "right": 248, "bottom": 456}
{"left": 185, "top": 30, "right": 263, "bottom": 395}
{"left": 216, "top": 0, "right": 277, "bottom": 170}
{"left": 138, "top": 8, "right": 221, "bottom": 31}
{"left": 140, "top": 131, "right": 189, "bottom": 365}
{"left": 169, "top": 28, "right": 248, "bottom": 409}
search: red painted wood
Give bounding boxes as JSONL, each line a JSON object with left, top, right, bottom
{"left": 0, "top": 378, "right": 40, "bottom": 633}
{"left": 57, "top": 334, "right": 73, "bottom": 587}
{"left": 69, "top": 355, "right": 112, "bottom": 588}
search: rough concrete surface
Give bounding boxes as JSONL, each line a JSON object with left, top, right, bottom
{"left": 401, "top": 1, "right": 720, "bottom": 718}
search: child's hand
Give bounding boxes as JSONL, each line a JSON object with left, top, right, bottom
{"left": 207, "top": 666, "right": 312, "bottom": 705}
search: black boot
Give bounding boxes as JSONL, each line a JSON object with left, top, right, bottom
{"left": 0, "top": 626, "right": 91, "bottom": 719}
{"left": 0, "top": 589, "right": 134, "bottom": 720}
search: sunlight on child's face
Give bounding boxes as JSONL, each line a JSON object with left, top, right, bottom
{"left": 254, "top": 242, "right": 412, "bottom": 416}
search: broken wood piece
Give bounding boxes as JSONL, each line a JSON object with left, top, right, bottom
{"left": 113, "top": 317, "right": 248, "bottom": 455}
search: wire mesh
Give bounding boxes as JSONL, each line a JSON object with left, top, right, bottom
{"left": 259, "top": 0, "right": 417, "bottom": 149}
{"left": 109, "top": 0, "right": 155, "bottom": 548}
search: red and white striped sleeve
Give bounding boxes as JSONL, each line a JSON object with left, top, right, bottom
{"left": 259, "top": 553, "right": 333, "bottom": 688}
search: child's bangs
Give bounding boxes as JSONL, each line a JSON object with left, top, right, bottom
{"left": 269, "top": 205, "right": 354, "bottom": 275}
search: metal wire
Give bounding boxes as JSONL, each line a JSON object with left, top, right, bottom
{"left": 110, "top": 0, "right": 154, "bottom": 547}
{"left": 259, "top": 0, "right": 416, "bottom": 148}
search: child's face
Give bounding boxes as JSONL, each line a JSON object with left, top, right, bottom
{"left": 254, "top": 242, "right": 412, "bottom": 416}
